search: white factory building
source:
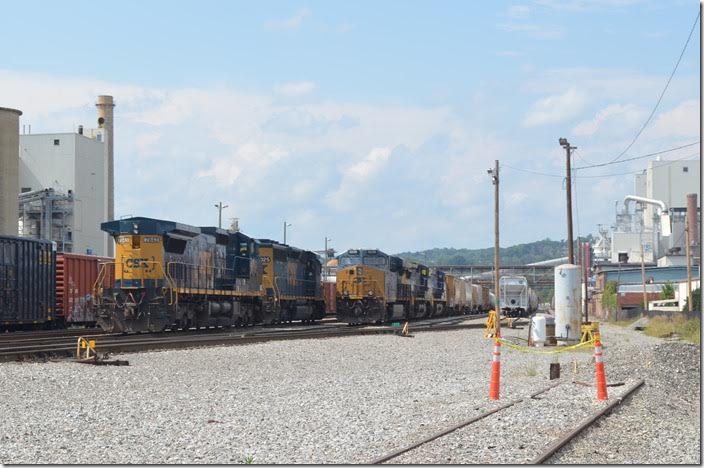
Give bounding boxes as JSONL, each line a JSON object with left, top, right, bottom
{"left": 18, "top": 129, "right": 109, "bottom": 255}
{"left": 592, "top": 158, "right": 700, "bottom": 265}
{"left": 4, "top": 95, "right": 116, "bottom": 256}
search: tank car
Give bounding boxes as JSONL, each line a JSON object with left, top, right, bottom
{"left": 93, "top": 217, "right": 324, "bottom": 332}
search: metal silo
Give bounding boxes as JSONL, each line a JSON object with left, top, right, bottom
{"left": 554, "top": 264, "right": 581, "bottom": 344}
{"left": 0, "top": 107, "right": 22, "bottom": 235}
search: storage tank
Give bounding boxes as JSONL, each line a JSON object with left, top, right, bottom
{"left": 0, "top": 107, "right": 22, "bottom": 235}
{"left": 531, "top": 315, "right": 547, "bottom": 346}
{"left": 554, "top": 264, "right": 581, "bottom": 344}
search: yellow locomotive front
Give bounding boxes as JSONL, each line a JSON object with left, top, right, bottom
{"left": 335, "top": 249, "right": 390, "bottom": 324}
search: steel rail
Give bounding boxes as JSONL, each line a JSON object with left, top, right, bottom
{"left": 0, "top": 316, "right": 489, "bottom": 361}
{"left": 0, "top": 328, "right": 106, "bottom": 341}
{"left": 530, "top": 379, "right": 646, "bottom": 464}
{"left": 369, "top": 381, "right": 563, "bottom": 465}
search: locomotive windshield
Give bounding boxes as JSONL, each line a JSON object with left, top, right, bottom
{"left": 339, "top": 253, "right": 361, "bottom": 267}
{"left": 362, "top": 255, "right": 387, "bottom": 267}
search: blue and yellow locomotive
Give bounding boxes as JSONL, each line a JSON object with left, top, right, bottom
{"left": 93, "top": 217, "right": 324, "bottom": 332}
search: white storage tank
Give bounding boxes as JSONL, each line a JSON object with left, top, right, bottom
{"left": 531, "top": 315, "right": 547, "bottom": 346}
{"left": 554, "top": 264, "right": 582, "bottom": 344}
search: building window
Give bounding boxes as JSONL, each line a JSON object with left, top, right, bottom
{"left": 683, "top": 167, "right": 688, "bottom": 173}
{"left": 20, "top": 187, "right": 31, "bottom": 193}
{"left": 53, "top": 139, "right": 60, "bottom": 146}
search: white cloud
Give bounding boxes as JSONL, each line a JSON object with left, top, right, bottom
{"left": 197, "top": 143, "right": 288, "bottom": 188}
{"left": 522, "top": 88, "right": 587, "bottom": 127}
{"left": 325, "top": 147, "right": 392, "bottom": 210}
{"left": 507, "top": 192, "right": 529, "bottom": 206}
{"left": 273, "top": 81, "right": 316, "bottom": 97}
{"left": 498, "top": 23, "right": 564, "bottom": 39}
{"left": 264, "top": 9, "right": 310, "bottom": 30}
{"left": 535, "top": 0, "right": 642, "bottom": 11}
{"left": 572, "top": 103, "right": 645, "bottom": 136}
{"left": 507, "top": 5, "right": 531, "bottom": 18}
{"left": 648, "top": 100, "right": 698, "bottom": 139}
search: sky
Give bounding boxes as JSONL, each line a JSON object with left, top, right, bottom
{"left": 0, "top": 0, "right": 699, "bottom": 254}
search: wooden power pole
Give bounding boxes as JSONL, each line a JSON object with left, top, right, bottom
{"left": 559, "top": 138, "right": 576, "bottom": 264}
{"left": 686, "top": 223, "right": 693, "bottom": 312}
{"left": 489, "top": 160, "right": 500, "bottom": 337}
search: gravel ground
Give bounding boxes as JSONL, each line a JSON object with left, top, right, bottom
{"left": 0, "top": 319, "right": 699, "bottom": 464}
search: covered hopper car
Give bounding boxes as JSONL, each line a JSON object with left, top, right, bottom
{"left": 499, "top": 275, "right": 538, "bottom": 318}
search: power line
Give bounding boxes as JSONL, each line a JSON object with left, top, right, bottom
{"left": 575, "top": 152, "right": 699, "bottom": 178}
{"left": 574, "top": 141, "right": 699, "bottom": 170}
{"left": 500, "top": 163, "right": 563, "bottom": 178}
{"left": 502, "top": 151, "right": 699, "bottom": 179}
{"left": 607, "top": 11, "right": 700, "bottom": 163}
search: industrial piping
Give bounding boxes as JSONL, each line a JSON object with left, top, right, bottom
{"left": 623, "top": 195, "right": 670, "bottom": 261}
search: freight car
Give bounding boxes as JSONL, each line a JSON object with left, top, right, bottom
{"left": 335, "top": 249, "right": 492, "bottom": 324}
{"left": 93, "top": 217, "right": 325, "bottom": 333}
{"left": 0, "top": 235, "right": 55, "bottom": 331}
{"left": 56, "top": 252, "right": 113, "bottom": 325}
{"left": 499, "top": 275, "right": 538, "bottom": 318}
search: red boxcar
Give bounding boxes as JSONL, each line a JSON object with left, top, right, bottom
{"left": 323, "top": 281, "right": 336, "bottom": 314}
{"left": 56, "top": 253, "right": 113, "bottom": 324}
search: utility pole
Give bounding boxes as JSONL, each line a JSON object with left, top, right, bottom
{"left": 640, "top": 241, "right": 648, "bottom": 315}
{"left": 686, "top": 223, "right": 693, "bottom": 312}
{"left": 214, "top": 202, "right": 229, "bottom": 228}
{"left": 283, "top": 221, "right": 292, "bottom": 244}
{"left": 488, "top": 160, "right": 500, "bottom": 337}
{"left": 559, "top": 138, "right": 576, "bottom": 264}
{"left": 581, "top": 241, "right": 589, "bottom": 323}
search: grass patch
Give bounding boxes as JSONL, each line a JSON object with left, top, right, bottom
{"left": 644, "top": 315, "right": 700, "bottom": 345}
{"left": 525, "top": 364, "right": 538, "bottom": 377}
{"left": 242, "top": 455, "right": 254, "bottom": 464}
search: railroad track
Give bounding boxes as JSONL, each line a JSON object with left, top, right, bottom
{"left": 0, "top": 313, "right": 488, "bottom": 362}
{"left": 369, "top": 379, "right": 645, "bottom": 465}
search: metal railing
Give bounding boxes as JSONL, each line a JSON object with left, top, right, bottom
{"left": 93, "top": 261, "right": 177, "bottom": 305}
{"left": 273, "top": 275, "right": 320, "bottom": 300}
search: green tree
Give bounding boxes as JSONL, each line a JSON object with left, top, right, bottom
{"left": 661, "top": 281, "right": 675, "bottom": 300}
{"left": 682, "top": 288, "right": 701, "bottom": 312}
{"left": 602, "top": 281, "right": 618, "bottom": 315}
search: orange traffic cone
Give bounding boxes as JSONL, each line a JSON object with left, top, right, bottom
{"left": 489, "top": 338, "right": 501, "bottom": 400}
{"left": 594, "top": 339, "right": 608, "bottom": 400}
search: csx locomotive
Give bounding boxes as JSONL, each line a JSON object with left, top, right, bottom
{"left": 335, "top": 249, "right": 494, "bottom": 324}
{"left": 93, "top": 217, "right": 324, "bottom": 332}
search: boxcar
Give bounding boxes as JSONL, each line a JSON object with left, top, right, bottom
{"left": 56, "top": 252, "right": 113, "bottom": 325}
{"left": 0, "top": 235, "right": 56, "bottom": 330}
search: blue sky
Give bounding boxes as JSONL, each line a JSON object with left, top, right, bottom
{"left": 0, "top": 0, "right": 699, "bottom": 253}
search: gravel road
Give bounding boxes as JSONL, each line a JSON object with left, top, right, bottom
{"left": 0, "top": 320, "right": 698, "bottom": 464}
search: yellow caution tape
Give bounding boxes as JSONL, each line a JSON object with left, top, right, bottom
{"left": 496, "top": 337, "right": 596, "bottom": 355}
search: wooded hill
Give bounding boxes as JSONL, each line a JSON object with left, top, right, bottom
{"left": 396, "top": 236, "right": 596, "bottom": 266}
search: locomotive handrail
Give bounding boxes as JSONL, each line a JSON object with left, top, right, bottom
{"left": 92, "top": 260, "right": 177, "bottom": 306}
{"left": 273, "top": 275, "right": 320, "bottom": 299}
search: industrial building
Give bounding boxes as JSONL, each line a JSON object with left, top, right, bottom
{"left": 19, "top": 129, "right": 108, "bottom": 255}
{"left": 0, "top": 96, "right": 115, "bottom": 256}
{"left": 592, "top": 159, "right": 700, "bottom": 265}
